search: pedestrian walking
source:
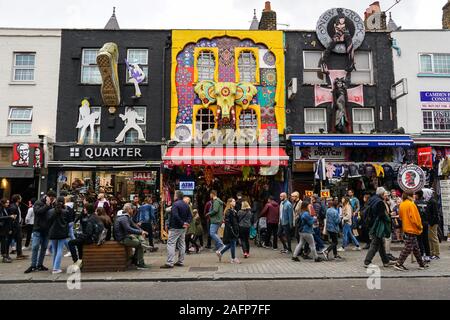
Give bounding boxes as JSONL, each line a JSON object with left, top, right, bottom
{"left": 423, "top": 188, "right": 440, "bottom": 260}
{"left": 216, "top": 198, "right": 240, "bottom": 264}
{"left": 185, "top": 209, "right": 202, "bottom": 254}
{"left": 137, "top": 197, "right": 157, "bottom": 251}
{"left": 238, "top": 201, "right": 253, "bottom": 258}
{"left": 310, "top": 196, "right": 325, "bottom": 252}
{"left": 0, "top": 199, "right": 13, "bottom": 263}
{"left": 291, "top": 192, "right": 302, "bottom": 244}
{"left": 207, "top": 190, "right": 224, "bottom": 252}
{"left": 415, "top": 190, "right": 431, "bottom": 263}
{"left": 161, "top": 191, "right": 192, "bottom": 269}
{"left": 322, "top": 199, "right": 342, "bottom": 260}
{"left": 260, "top": 196, "right": 280, "bottom": 250}
{"left": 394, "top": 192, "right": 429, "bottom": 271}
{"left": 24, "top": 198, "right": 36, "bottom": 250}
{"left": 48, "top": 197, "right": 69, "bottom": 274}
{"left": 360, "top": 192, "right": 372, "bottom": 248}
{"left": 383, "top": 191, "right": 397, "bottom": 261}
{"left": 9, "top": 194, "right": 28, "bottom": 260}
{"left": 339, "top": 197, "right": 361, "bottom": 252}
{"left": 292, "top": 201, "right": 323, "bottom": 262}
{"left": 278, "top": 193, "right": 293, "bottom": 254}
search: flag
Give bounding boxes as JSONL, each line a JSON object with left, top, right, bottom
{"left": 315, "top": 157, "right": 326, "bottom": 181}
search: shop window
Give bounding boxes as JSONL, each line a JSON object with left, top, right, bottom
{"left": 77, "top": 106, "right": 101, "bottom": 143}
{"left": 303, "top": 51, "right": 325, "bottom": 85}
{"left": 352, "top": 51, "right": 373, "bottom": 85}
{"left": 125, "top": 107, "right": 147, "bottom": 144}
{"left": 126, "top": 49, "right": 148, "bottom": 83}
{"left": 352, "top": 108, "right": 375, "bottom": 133}
{"left": 13, "top": 52, "right": 36, "bottom": 81}
{"left": 81, "top": 49, "right": 101, "bottom": 84}
{"left": 304, "top": 108, "right": 327, "bottom": 133}
{"left": 197, "top": 51, "right": 216, "bottom": 81}
{"left": 422, "top": 110, "right": 450, "bottom": 132}
{"left": 8, "top": 107, "right": 32, "bottom": 136}
{"left": 239, "top": 109, "right": 258, "bottom": 129}
{"left": 237, "top": 51, "right": 257, "bottom": 83}
{"left": 419, "top": 53, "right": 450, "bottom": 75}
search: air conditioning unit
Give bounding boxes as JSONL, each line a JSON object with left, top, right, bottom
{"left": 174, "top": 124, "right": 192, "bottom": 143}
{"left": 288, "top": 78, "right": 298, "bottom": 101}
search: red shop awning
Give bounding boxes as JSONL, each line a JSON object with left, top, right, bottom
{"left": 163, "top": 147, "right": 289, "bottom": 166}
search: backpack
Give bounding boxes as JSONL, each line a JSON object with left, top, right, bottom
{"left": 91, "top": 219, "right": 106, "bottom": 245}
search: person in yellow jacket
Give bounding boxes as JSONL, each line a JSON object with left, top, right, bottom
{"left": 394, "top": 192, "right": 428, "bottom": 271}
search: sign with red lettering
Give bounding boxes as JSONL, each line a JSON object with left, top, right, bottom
{"left": 418, "top": 147, "right": 433, "bottom": 168}
{"left": 133, "top": 171, "right": 157, "bottom": 183}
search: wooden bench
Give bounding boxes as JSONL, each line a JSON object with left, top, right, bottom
{"left": 82, "top": 241, "right": 132, "bottom": 272}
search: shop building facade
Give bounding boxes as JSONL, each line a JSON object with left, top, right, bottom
{"left": 0, "top": 28, "right": 61, "bottom": 201}
{"left": 49, "top": 28, "right": 171, "bottom": 202}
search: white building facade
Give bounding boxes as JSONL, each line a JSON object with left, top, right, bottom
{"left": 0, "top": 28, "right": 61, "bottom": 200}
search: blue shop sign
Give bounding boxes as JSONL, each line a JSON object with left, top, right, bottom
{"left": 420, "top": 91, "right": 450, "bottom": 103}
{"left": 289, "top": 135, "right": 413, "bottom": 148}
{"left": 180, "top": 181, "right": 195, "bottom": 191}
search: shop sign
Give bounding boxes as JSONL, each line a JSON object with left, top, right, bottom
{"left": 292, "top": 162, "right": 314, "bottom": 173}
{"left": 305, "top": 190, "right": 314, "bottom": 197}
{"left": 180, "top": 181, "right": 195, "bottom": 191}
{"left": 320, "top": 190, "right": 331, "bottom": 198}
{"left": 417, "top": 147, "right": 433, "bottom": 168}
{"left": 12, "top": 143, "right": 42, "bottom": 168}
{"left": 420, "top": 91, "right": 450, "bottom": 109}
{"left": 397, "top": 164, "right": 426, "bottom": 193}
{"left": 133, "top": 171, "right": 156, "bottom": 182}
{"left": 53, "top": 145, "right": 161, "bottom": 162}
{"left": 439, "top": 180, "right": 450, "bottom": 236}
{"left": 295, "top": 147, "right": 345, "bottom": 161}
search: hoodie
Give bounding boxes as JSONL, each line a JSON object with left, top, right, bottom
{"left": 260, "top": 200, "right": 280, "bottom": 224}
{"left": 399, "top": 199, "right": 423, "bottom": 235}
{"left": 208, "top": 198, "right": 224, "bottom": 225}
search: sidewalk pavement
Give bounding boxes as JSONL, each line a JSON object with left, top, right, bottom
{"left": 1, "top": 241, "right": 449, "bottom": 283}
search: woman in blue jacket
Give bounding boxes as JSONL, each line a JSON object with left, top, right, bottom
{"left": 292, "top": 202, "right": 323, "bottom": 262}
{"left": 323, "top": 199, "right": 342, "bottom": 260}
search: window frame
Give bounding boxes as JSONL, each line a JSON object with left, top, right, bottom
{"left": 235, "top": 48, "right": 260, "bottom": 84}
{"left": 8, "top": 107, "right": 33, "bottom": 136}
{"left": 77, "top": 106, "right": 101, "bottom": 143}
{"left": 12, "top": 52, "right": 36, "bottom": 82}
{"left": 302, "top": 51, "right": 326, "bottom": 85}
{"left": 126, "top": 49, "right": 149, "bottom": 84}
{"left": 352, "top": 108, "right": 375, "bottom": 134}
{"left": 352, "top": 51, "right": 374, "bottom": 85}
{"left": 194, "top": 48, "right": 219, "bottom": 83}
{"left": 124, "top": 106, "right": 147, "bottom": 144}
{"left": 81, "top": 48, "right": 101, "bottom": 84}
{"left": 422, "top": 109, "right": 450, "bottom": 132}
{"left": 419, "top": 53, "right": 450, "bottom": 75}
{"left": 304, "top": 108, "right": 327, "bottom": 133}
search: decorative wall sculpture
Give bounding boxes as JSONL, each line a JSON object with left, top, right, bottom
{"left": 115, "top": 106, "right": 145, "bottom": 143}
{"left": 76, "top": 99, "right": 101, "bottom": 144}
{"left": 97, "top": 42, "right": 121, "bottom": 108}
{"left": 126, "top": 59, "right": 146, "bottom": 98}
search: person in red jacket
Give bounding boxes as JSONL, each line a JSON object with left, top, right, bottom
{"left": 260, "top": 196, "right": 280, "bottom": 250}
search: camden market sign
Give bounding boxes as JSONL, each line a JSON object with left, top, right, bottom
{"left": 53, "top": 145, "right": 161, "bottom": 162}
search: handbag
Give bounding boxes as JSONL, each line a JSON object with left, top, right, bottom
{"left": 218, "top": 223, "right": 225, "bottom": 238}
{"left": 249, "top": 226, "right": 257, "bottom": 239}
{"left": 258, "top": 217, "right": 267, "bottom": 230}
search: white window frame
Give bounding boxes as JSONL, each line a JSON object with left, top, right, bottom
{"left": 422, "top": 109, "right": 450, "bottom": 132}
{"left": 12, "top": 52, "right": 36, "bottom": 82}
{"left": 352, "top": 108, "right": 375, "bottom": 134}
{"left": 237, "top": 51, "right": 257, "bottom": 83}
{"left": 81, "top": 49, "right": 101, "bottom": 84}
{"left": 304, "top": 108, "right": 327, "bottom": 133}
{"left": 126, "top": 49, "right": 149, "bottom": 84}
{"left": 77, "top": 106, "right": 101, "bottom": 143}
{"left": 125, "top": 106, "right": 146, "bottom": 144}
{"left": 8, "top": 107, "right": 33, "bottom": 136}
{"left": 302, "top": 51, "right": 325, "bottom": 85}
{"left": 419, "top": 53, "right": 450, "bottom": 75}
{"left": 352, "top": 51, "right": 373, "bottom": 85}
{"left": 197, "top": 51, "right": 216, "bottom": 82}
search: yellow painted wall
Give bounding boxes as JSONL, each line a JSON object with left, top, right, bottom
{"left": 171, "top": 30, "right": 285, "bottom": 140}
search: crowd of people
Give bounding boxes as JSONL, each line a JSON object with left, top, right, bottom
{"left": 0, "top": 184, "right": 443, "bottom": 274}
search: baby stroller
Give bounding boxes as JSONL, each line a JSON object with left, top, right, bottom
{"left": 254, "top": 217, "right": 268, "bottom": 247}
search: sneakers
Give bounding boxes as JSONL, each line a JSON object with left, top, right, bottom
{"left": 160, "top": 264, "right": 174, "bottom": 269}
{"left": 52, "top": 269, "right": 63, "bottom": 274}
{"left": 314, "top": 257, "right": 323, "bottom": 262}
{"left": 64, "top": 252, "right": 72, "bottom": 258}
{"left": 136, "top": 264, "right": 151, "bottom": 270}
{"left": 24, "top": 266, "right": 37, "bottom": 274}
{"left": 322, "top": 251, "right": 329, "bottom": 261}
{"left": 431, "top": 256, "right": 440, "bottom": 260}
{"left": 2, "top": 256, "right": 12, "bottom": 263}
{"left": 334, "top": 255, "right": 343, "bottom": 260}
{"left": 394, "top": 263, "right": 408, "bottom": 271}
{"left": 231, "top": 258, "right": 241, "bottom": 264}
{"left": 97, "top": 42, "right": 121, "bottom": 107}
{"left": 174, "top": 262, "right": 184, "bottom": 267}
{"left": 216, "top": 250, "right": 222, "bottom": 262}
{"left": 353, "top": 247, "right": 361, "bottom": 251}
{"left": 383, "top": 261, "right": 397, "bottom": 267}
{"left": 291, "top": 257, "right": 300, "bottom": 262}
{"left": 243, "top": 253, "right": 249, "bottom": 259}
{"left": 302, "top": 255, "right": 312, "bottom": 260}
{"left": 418, "top": 264, "right": 430, "bottom": 270}
{"left": 74, "top": 260, "right": 83, "bottom": 269}
{"left": 37, "top": 265, "right": 49, "bottom": 271}
{"left": 16, "top": 255, "right": 28, "bottom": 260}
{"left": 280, "top": 249, "right": 289, "bottom": 254}
{"left": 337, "top": 247, "right": 345, "bottom": 252}
{"left": 387, "top": 254, "right": 398, "bottom": 261}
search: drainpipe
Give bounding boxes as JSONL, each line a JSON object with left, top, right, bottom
{"left": 162, "top": 35, "right": 172, "bottom": 145}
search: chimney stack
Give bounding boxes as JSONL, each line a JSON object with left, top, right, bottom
{"left": 364, "top": 2, "right": 386, "bottom": 31}
{"left": 443, "top": 0, "right": 450, "bottom": 29}
{"left": 259, "top": 1, "right": 277, "bottom": 30}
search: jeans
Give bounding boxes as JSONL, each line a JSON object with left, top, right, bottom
{"left": 294, "top": 233, "right": 318, "bottom": 260}
{"left": 25, "top": 225, "right": 33, "bottom": 247}
{"left": 64, "top": 222, "right": 75, "bottom": 251}
{"left": 121, "top": 235, "right": 145, "bottom": 266}
{"left": 239, "top": 227, "right": 250, "bottom": 254}
{"left": 209, "top": 223, "right": 224, "bottom": 250}
{"left": 397, "top": 233, "right": 425, "bottom": 267}
{"left": 141, "top": 223, "right": 154, "bottom": 247}
{"left": 418, "top": 223, "right": 430, "bottom": 257}
{"left": 428, "top": 224, "right": 440, "bottom": 257}
{"left": 265, "top": 223, "right": 279, "bottom": 249}
{"left": 68, "top": 238, "right": 92, "bottom": 262}
{"left": 220, "top": 240, "right": 237, "bottom": 259}
{"left": 51, "top": 239, "right": 66, "bottom": 271}
{"left": 0, "top": 235, "right": 9, "bottom": 256}
{"left": 364, "top": 236, "right": 389, "bottom": 265}
{"left": 166, "top": 228, "right": 186, "bottom": 266}
{"left": 326, "top": 231, "right": 338, "bottom": 257}
{"left": 313, "top": 227, "right": 325, "bottom": 251}
{"left": 11, "top": 226, "right": 23, "bottom": 256}
{"left": 342, "top": 223, "right": 359, "bottom": 248}
{"left": 185, "top": 233, "right": 200, "bottom": 253}
{"left": 31, "top": 231, "right": 49, "bottom": 268}
{"left": 277, "top": 224, "right": 292, "bottom": 252}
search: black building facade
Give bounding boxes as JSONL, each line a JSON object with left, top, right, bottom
{"left": 49, "top": 29, "right": 171, "bottom": 201}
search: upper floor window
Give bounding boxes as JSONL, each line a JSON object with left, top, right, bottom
{"left": 125, "top": 106, "right": 146, "bottom": 144}
{"left": 419, "top": 54, "right": 450, "bottom": 75}
{"left": 197, "top": 51, "right": 216, "bottom": 81}
{"left": 304, "top": 108, "right": 327, "bottom": 133}
{"left": 423, "top": 110, "right": 450, "bottom": 132}
{"left": 352, "top": 108, "right": 375, "bottom": 133}
{"left": 8, "top": 107, "right": 33, "bottom": 135}
{"left": 126, "top": 49, "right": 148, "bottom": 83}
{"left": 13, "top": 53, "right": 35, "bottom": 81}
{"left": 303, "top": 51, "right": 325, "bottom": 85}
{"left": 81, "top": 49, "right": 101, "bottom": 84}
{"left": 239, "top": 109, "right": 258, "bottom": 129}
{"left": 352, "top": 52, "right": 373, "bottom": 85}
{"left": 237, "top": 51, "right": 257, "bottom": 83}
{"left": 196, "top": 108, "right": 216, "bottom": 132}
{"left": 77, "top": 106, "right": 101, "bottom": 143}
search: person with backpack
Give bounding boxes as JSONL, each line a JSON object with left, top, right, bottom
{"left": 48, "top": 197, "right": 69, "bottom": 274}
{"left": 292, "top": 201, "right": 323, "bottom": 262}
{"left": 423, "top": 188, "right": 440, "bottom": 260}
{"left": 238, "top": 201, "right": 253, "bottom": 258}
{"left": 207, "top": 190, "right": 224, "bottom": 252}
{"left": 322, "top": 199, "right": 342, "bottom": 260}
{"left": 363, "top": 187, "right": 396, "bottom": 268}
{"left": 216, "top": 198, "right": 240, "bottom": 264}
{"left": 415, "top": 190, "right": 431, "bottom": 263}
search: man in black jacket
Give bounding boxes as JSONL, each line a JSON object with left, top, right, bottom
{"left": 9, "top": 194, "right": 28, "bottom": 260}
{"left": 24, "top": 190, "right": 56, "bottom": 274}
{"left": 363, "top": 187, "right": 396, "bottom": 268}
{"left": 415, "top": 190, "right": 431, "bottom": 263}
{"left": 114, "top": 203, "right": 149, "bottom": 269}
{"left": 0, "top": 199, "right": 13, "bottom": 263}
{"left": 422, "top": 188, "right": 440, "bottom": 259}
